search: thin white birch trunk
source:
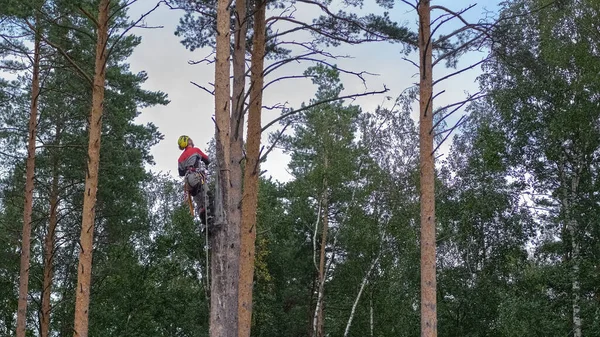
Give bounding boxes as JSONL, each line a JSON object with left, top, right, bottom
{"left": 343, "top": 252, "right": 381, "bottom": 337}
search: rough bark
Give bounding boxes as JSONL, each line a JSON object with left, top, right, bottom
{"left": 41, "top": 126, "right": 61, "bottom": 337}
{"left": 237, "top": 0, "right": 267, "bottom": 336}
{"left": 16, "top": 18, "right": 41, "bottom": 337}
{"left": 229, "top": 0, "right": 247, "bottom": 235}
{"left": 72, "top": 1, "right": 110, "bottom": 336}
{"left": 226, "top": 0, "right": 248, "bottom": 333}
{"left": 210, "top": 0, "right": 234, "bottom": 333}
{"left": 418, "top": 1, "right": 437, "bottom": 336}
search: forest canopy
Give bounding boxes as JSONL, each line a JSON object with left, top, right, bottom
{"left": 0, "top": 1, "right": 598, "bottom": 337}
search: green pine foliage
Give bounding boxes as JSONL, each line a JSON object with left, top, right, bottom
{"left": 1, "top": 1, "right": 599, "bottom": 336}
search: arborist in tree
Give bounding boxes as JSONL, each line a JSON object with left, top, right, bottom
{"left": 178, "top": 135, "right": 212, "bottom": 223}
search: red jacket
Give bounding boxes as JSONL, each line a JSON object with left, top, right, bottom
{"left": 178, "top": 147, "right": 210, "bottom": 176}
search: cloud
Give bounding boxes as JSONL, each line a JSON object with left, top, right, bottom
{"left": 127, "top": 1, "right": 493, "bottom": 183}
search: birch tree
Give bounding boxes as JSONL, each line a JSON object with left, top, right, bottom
{"left": 483, "top": 1, "right": 600, "bottom": 335}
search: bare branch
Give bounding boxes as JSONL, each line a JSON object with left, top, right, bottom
{"left": 191, "top": 81, "right": 214, "bottom": 95}
{"left": 433, "top": 57, "right": 486, "bottom": 86}
{"left": 262, "top": 86, "right": 388, "bottom": 132}
{"left": 188, "top": 51, "right": 216, "bottom": 65}
{"left": 262, "top": 102, "right": 289, "bottom": 111}
{"left": 274, "top": 40, "right": 351, "bottom": 59}
{"left": 400, "top": 0, "right": 417, "bottom": 10}
{"left": 431, "top": 93, "right": 482, "bottom": 133}
{"left": 430, "top": 4, "right": 477, "bottom": 42}
{"left": 263, "top": 74, "right": 318, "bottom": 91}
{"left": 263, "top": 51, "right": 320, "bottom": 76}
{"left": 259, "top": 121, "right": 291, "bottom": 163}
{"left": 105, "top": 2, "right": 162, "bottom": 63}
{"left": 433, "top": 114, "right": 467, "bottom": 154}
{"left": 433, "top": 91, "right": 485, "bottom": 115}
{"left": 108, "top": 0, "right": 138, "bottom": 21}
{"left": 431, "top": 4, "right": 492, "bottom": 37}
{"left": 433, "top": 32, "right": 485, "bottom": 67}
{"left": 402, "top": 57, "right": 419, "bottom": 68}
{"left": 266, "top": 16, "right": 389, "bottom": 46}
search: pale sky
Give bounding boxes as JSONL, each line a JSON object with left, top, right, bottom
{"left": 127, "top": 0, "right": 499, "bottom": 182}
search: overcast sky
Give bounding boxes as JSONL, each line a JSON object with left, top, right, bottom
{"left": 127, "top": 0, "right": 500, "bottom": 183}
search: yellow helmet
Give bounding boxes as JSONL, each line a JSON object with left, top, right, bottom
{"left": 178, "top": 135, "right": 190, "bottom": 150}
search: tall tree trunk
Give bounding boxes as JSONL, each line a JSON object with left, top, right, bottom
{"left": 418, "top": 1, "right": 437, "bottom": 337}
{"left": 316, "top": 199, "right": 328, "bottom": 337}
{"left": 16, "top": 18, "right": 41, "bottom": 337}
{"left": 229, "top": 0, "right": 247, "bottom": 227}
{"left": 237, "top": 0, "right": 266, "bottom": 336}
{"left": 72, "top": 1, "right": 110, "bottom": 336}
{"left": 41, "top": 127, "right": 61, "bottom": 337}
{"left": 569, "top": 174, "right": 582, "bottom": 337}
{"left": 313, "top": 167, "right": 329, "bottom": 337}
{"left": 570, "top": 217, "right": 582, "bottom": 337}
{"left": 210, "top": 0, "right": 234, "bottom": 333}
{"left": 229, "top": 0, "right": 247, "bottom": 240}
{"left": 227, "top": 0, "right": 248, "bottom": 334}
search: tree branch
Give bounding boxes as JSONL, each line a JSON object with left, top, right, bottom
{"left": 106, "top": 1, "right": 162, "bottom": 63}
{"left": 262, "top": 87, "right": 388, "bottom": 132}
{"left": 24, "top": 19, "right": 93, "bottom": 85}
{"left": 431, "top": 4, "right": 492, "bottom": 37}
{"left": 432, "top": 32, "right": 485, "bottom": 67}
{"left": 191, "top": 81, "right": 214, "bottom": 95}
{"left": 433, "top": 114, "right": 467, "bottom": 154}
{"left": 433, "top": 57, "right": 486, "bottom": 86}
{"left": 402, "top": 57, "right": 419, "bottom": 69}
{"left": 259, "top": 121, "right": 291, "bottom": 163}
{"left": 78, "top": 5, "right": 100, "bottom": 28}
{"left": 263, "top": 74, "right": 318, "bottom": 91}
{"left": 400, "top": 0, "right": 417, "bottom": 10}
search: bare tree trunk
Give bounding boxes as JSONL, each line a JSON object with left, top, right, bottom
{"left": 41, "top": 127, "right": 61, "bottom": 337}
{"left": 210, "top": 0, "right": 234, "bottom": 333}
{"left": 313, "top": 167, "right": 329, "bottom": 337}
{"left": 72, "top": 1, "right": 110, "bottom": 336}
{"left": 238, "top": 0, "right": 267, "bottom": 336}
{"left": 225, "top": 0, "right": 248, "bottom": 333}
{"left": 418, "top": 1, "right": 437, "bottom": 337}
{"left": 229, "top": 0, "right": 247, "bottom": 249}
{"left": 16, "top": 18, "right": 41, "bottom": 337}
